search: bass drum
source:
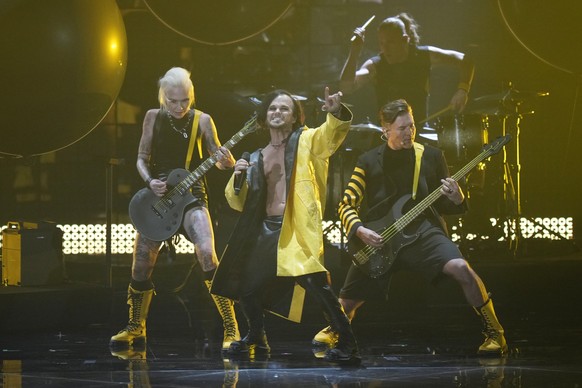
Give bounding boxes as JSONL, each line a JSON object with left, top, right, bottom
{"left": 435, "top": 114, "right": 489, "bottom": 166}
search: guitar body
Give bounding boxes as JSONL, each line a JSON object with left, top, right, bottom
{"left": 128, "top": 113, "right": 258, "bottom": 242}
{"left": 346, "top": 134, "right": 511, "bottom": 279}
{"left": 129, "top": 168, "right": 196, "bottom": 242}
{"left": 349, "top": 194, "right": 428, "bottom": 278}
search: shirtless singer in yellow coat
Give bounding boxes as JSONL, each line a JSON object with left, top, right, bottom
{"left": 212, "top": 87, "right": 361, "bottom": 364}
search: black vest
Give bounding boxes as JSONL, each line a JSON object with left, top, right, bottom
{"left": 150, "top": 109, "right": 206, "bottom": 202}
{"left": 372, "top": 45, "right": 431, "bottom": 120}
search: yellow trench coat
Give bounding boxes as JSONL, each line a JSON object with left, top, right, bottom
{"left": 225, "top": 109, "right": 352, "bottom": 277}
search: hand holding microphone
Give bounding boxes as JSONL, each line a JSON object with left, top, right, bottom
{"left": 234, "top": 152, "right": 251, "bottom": 195}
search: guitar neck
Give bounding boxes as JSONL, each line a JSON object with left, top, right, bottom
{"left": 176, "top": 117, "right": 256, "bottom": 192}
{"left": 394, "top": 148, "right": 494, "bottom": 231}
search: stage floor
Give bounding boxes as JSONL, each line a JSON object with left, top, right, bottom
{"left": 2, "top": 249, "right": 582, "bottom": 387}
{"left": 2, "top": 318, "right": 581, "bottom": 387}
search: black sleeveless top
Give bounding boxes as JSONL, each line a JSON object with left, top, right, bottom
{"left": 151, "top": 109, "right": 207, "bottom": 205}
{"left": 372, "top": 45, "right": 431, "bottom": 120}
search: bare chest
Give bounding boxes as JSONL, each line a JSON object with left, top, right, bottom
{"left": 262, "top": 144, "right": 287, "bottom": 215}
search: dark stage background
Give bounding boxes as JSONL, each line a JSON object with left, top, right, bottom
{"left": 0, "top": 0, "right": 581, "bottom": 250}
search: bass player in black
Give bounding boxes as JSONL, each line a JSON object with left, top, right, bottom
{"left": 312, "top": 99, "right": 507, "bottom": 356}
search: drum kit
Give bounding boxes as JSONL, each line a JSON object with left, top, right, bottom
{"left": 425, "top": 85, "right": 548, "bottom": 252}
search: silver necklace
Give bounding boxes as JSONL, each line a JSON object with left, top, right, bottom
{"left": 167, "top": 111, "right": 192, "bottom": 139}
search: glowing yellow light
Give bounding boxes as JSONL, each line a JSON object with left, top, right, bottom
{"left": 109, "top": 35, "right": 119, "bottom": 57}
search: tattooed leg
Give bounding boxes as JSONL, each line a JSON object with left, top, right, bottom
{"left": 132, "top": 232, "right": 161, "bottom": 281}
{"left": 183, "top": 206, "right": 219, "bottom": 272}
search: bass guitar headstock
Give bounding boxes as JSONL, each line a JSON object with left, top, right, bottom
{"left": 483, "top": 134, "right": 512, "bottom": 155}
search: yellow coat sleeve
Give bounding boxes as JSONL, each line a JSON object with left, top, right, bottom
{"left": 224, "top": 172, "right": 248, "bottom": 212}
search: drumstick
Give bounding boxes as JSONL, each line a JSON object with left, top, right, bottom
{"left": 351, "top": 15, "right": 376, "bottom": 42}
{"left": 417, "top": 105, "right": 453, "bottom": 125}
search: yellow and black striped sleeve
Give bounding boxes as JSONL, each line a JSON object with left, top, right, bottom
{"left": 338, "top": 166, "right": 366, "bottom": 239}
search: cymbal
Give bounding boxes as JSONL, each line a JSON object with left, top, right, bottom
{"left": 244, "top": 93, "right": 308, "bottom": 104}
{"left": 418, "top": 133, "right": 438, "bottom": 141}
{"left": 468, "top": 88, "right": 548, "bottom": 116}
{"left": 292, "top": 94, "right": 308, "bottom": 101}
{"left": 473, "top": 89, "right": 549, "bottom": 104}
{"left": 350, "top": 122, "right": 382, "bottom": 132}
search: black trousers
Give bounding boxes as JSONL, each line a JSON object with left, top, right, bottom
{"left": 238, "top": 216, "right": 354, "bottom": 346}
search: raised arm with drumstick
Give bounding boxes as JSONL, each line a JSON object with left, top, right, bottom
{"left": 340, "top": 12, "right": 474, "bottom": 122}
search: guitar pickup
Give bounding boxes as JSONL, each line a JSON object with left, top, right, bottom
{"left": 150, "top": 205, "right": 162, "bottom": 219}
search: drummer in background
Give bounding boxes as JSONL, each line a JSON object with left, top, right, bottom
{"left": 339, "top": 12, "right": 474, "bottom": 122}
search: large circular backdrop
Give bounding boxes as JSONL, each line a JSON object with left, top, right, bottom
{"left": 498, "top": 0, "right": 582, "bottom": 75}
{"left": 0, "top": 0, "right": 127, "bottom": 156}
{"left": 143, "top": 0, "right": 293, "bottom": 45}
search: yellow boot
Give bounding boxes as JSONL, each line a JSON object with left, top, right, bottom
{"left": 110, "top": 285, "right": 154, "bottom": 348}
{"left": 312, "top": 326, "right": 339, "bottom": 348}
{"left": 474, "top": 296, "right": 508, "bottom": 356}
{"left": 205, "top": 280, "right": 240, "bottom": 352}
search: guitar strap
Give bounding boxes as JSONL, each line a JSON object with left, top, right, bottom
{"left": 185, "top": 109, "right": 203, "bottom": 169}
{"left": 412, "top": 142, "right": 424, "bottom": 200}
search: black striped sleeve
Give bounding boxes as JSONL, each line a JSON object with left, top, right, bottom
{"left": 338, "top": 166, "right": 366, "bottom": 238}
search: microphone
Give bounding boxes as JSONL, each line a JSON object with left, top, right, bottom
{"left": 351, "top": 15, "right": 376, "bottom": 42}
{"left": 234, "top": 152, "right": 250, "bottom": 195}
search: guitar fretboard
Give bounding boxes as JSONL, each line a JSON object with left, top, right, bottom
{"left": 179, "top": 128, "right": 253, "bottom": 191}
{"left": 392, "top": 147, "right": 494, "bottom": 232}
{"left": 359, "top": 135, "right": 510, "bottom": 260}
{"left": 155, "top": 114, "right": 257, "bottom": 211}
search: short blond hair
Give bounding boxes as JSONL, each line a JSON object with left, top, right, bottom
{"left": 157, "top": 67, "right": 195, "bottom": 109}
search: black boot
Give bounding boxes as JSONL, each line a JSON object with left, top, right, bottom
{"left": 298, "top": 274, "right": 361, "bottom": 365}
{"left": 228, "top": 296, "right": 270, "bottom": 355}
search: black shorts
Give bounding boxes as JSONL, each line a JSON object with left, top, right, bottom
{"left": 175, "top": 197, "right": 208, "bottom": 239}
{"left": 339, "top": 225, "right": 462, "bottom": 301}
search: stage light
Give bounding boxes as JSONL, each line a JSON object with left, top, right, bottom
{"left": 0, "top": 217, "right": 575, "bottom": 256}
{"left": 323, "top": 221, "right": 344, "bottom": 246}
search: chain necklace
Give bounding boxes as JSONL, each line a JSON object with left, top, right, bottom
{"left": 167, "top": 111, "right": 192, "bottom": 139}
{"left": 269, "top": 133, "right": 291, "bottom": 149}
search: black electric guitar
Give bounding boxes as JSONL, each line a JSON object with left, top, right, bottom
{"left": 129, "top": 114, "right": 257, "bottom": 242}
{"left": 349, "top": 134, "right": 512, "bottom": 278}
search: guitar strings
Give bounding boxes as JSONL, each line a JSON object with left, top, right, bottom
{"left": 359, "top": 147, "right": 493, "bottom": 259}
{"left": 152, "top": 115, "right": 257, "bottom": 213}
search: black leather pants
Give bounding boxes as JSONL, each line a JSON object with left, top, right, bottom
{"left": 296, "top": 272, "right": 357, "bottom": 350}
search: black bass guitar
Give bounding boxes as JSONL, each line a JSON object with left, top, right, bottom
{"left": 129, "top": 114, "right": 257, "bottom": 241}
{"left": 349, "top": 134, "right": 511, "bottom": 278}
